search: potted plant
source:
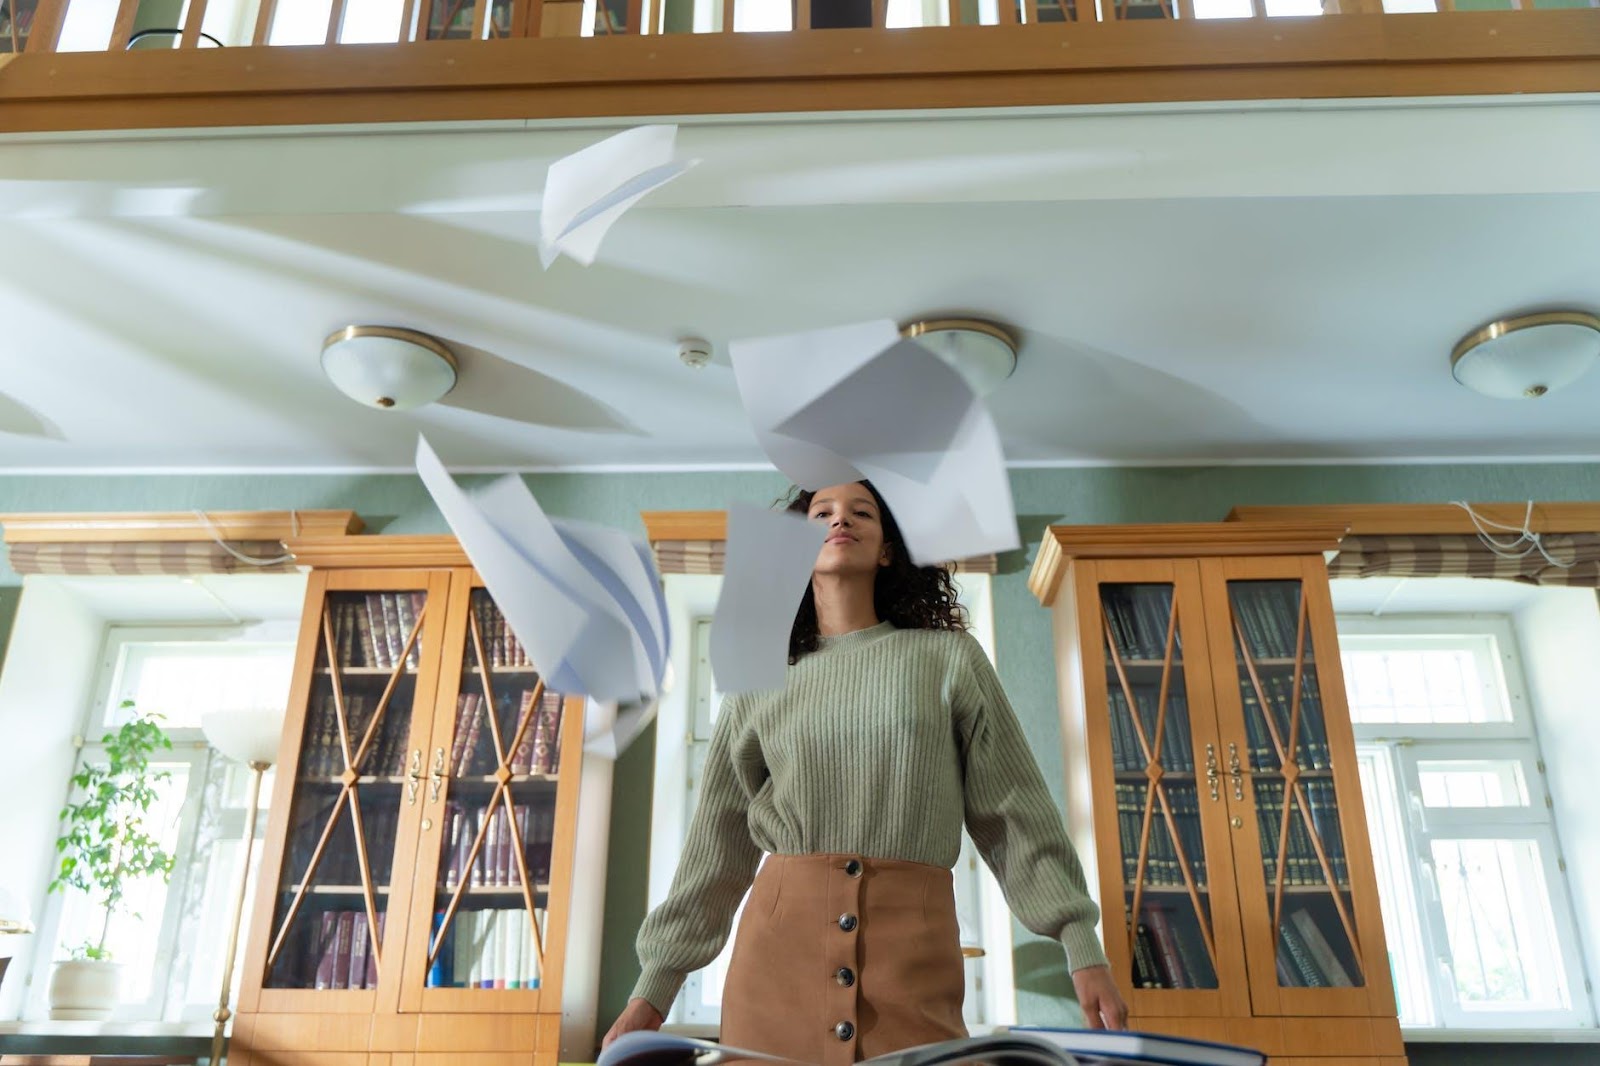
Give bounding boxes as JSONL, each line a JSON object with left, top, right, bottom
{"left": 46, "top": 703, "right": 176, "bottom": 1020}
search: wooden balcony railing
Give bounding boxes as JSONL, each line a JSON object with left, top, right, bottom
{"left": 1, "top": 0, "right": 1597, "bottom": 132}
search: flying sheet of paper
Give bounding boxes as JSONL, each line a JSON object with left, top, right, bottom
{"left": 539, "top": 125, "right": 698, "bottom": 268}
{"left": 416, "top": 438, "right": 667, "bottom": 759}
{"left": 729, "top": 320, "right": 1020, "bottom": 566}
{"left": 709, "top": 505, "right": 826, "bottom": 693}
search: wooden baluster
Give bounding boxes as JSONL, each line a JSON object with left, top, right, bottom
{"left": 325, "top": 0, "right": 347, "bottom": 45}
{"left": 180, "top": 0, "right": 210, "bottom": 45}
{"left": 24, "top": 0, "right": 67, "bottom": 50}
{"left": 794, "top": 0, "right": 810, "bottom": 29}
{"left": 252, "top": 0, "right": 276, "bottom": 44}
{"left": 108, "top": 0, "right": 140, "bottom": 51}
{"left": 945, "top": 0, "right": 959, "bottom": 25}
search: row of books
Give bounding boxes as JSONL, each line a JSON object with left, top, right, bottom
{"left": 425, "top": 907, "right": 545, "bottom": 989}
{"left": 1130, "top": 904, "right": 1217, "bottom": 990}
{"left": 1276, "top": 906, "right": 1359, "bottom": 988}
{"left": 298, "top": 693, "right": 413, "bottom": 778}
{"left": 440, "top": 801, "right": 556, "bottom": 889}
{"left": 1115, "top": 783, "right": 1206, "bottom": 888}
{"left": 1253, "top": 779, "right": 1348, "bottom": 886}
{"left": 1229, "top": 582, "right": 1309, "bottom": 662}
{"left": 1240, "top": 674, "right": 1331, "bottom": 771}
{"left": 282, "top": 799, "right": 400, "bottom": 888}
{"left": 1101, "top": 585, "right": 1184, "bottom": 662}
{"left": 469, "top": 593, "right": 533, "bottom": 668}
{"left": 449, "top": 688, "right": 564, "bottom": 777}
{"left": 1108, "top": 689, "right": 1196, "bottom": 773}
{"left": 265, "top": 907, "right": 386, "bottom": 990}
{"left": 330, "top": 593, "right": 427, "bottom": 670}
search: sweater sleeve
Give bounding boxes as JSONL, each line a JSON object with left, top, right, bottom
{"left": 953, "top": 634, "right": 1109, "bottom": 973}
{"left": 630, "top": 695, "right": 765, "bottom": 1015}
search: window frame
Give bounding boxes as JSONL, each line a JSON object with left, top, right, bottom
{"left": 1337, "top": 614, "right": 1595, "bottom": 1032}
{"left": 21, "top": 624, "right": 292, "bottom": 1022}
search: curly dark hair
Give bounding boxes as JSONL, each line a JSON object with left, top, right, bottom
{"left": 784, "top": 480, "right": 967, "bottom": 663}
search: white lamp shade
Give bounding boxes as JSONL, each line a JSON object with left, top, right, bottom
{"left": 1452, "top": 314, "right": 1600, "bottom": 400}
{"left": 202, "top": 706, "right": 286, "bottom": 766}
{"left": 903, "top": 319, "right": 1018, "bottom": 396}
{"left": 322, "top": 327, "right": 458, "bottom": 411}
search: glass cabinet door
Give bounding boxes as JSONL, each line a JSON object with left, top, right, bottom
{"left": 1096, "top": 576, "right": 1233, "bottom": 999}
{"left": 1222, "top": 575, "right": 1372, "bottom": 1013}
{"left": 262, "top": 583, "right": 436, "bottom": 996}
{"left": 410, "top": 587, "right": 567, "bottom": 1007}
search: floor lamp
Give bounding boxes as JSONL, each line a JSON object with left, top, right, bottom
{"left": 200, "top": 707, "right": 284, "bottom": 1066}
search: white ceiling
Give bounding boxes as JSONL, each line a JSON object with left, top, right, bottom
{"left": 6, "top": 99, "right": 1600, "bottom": 472}
{"left": 1329, "top": 576, "right": 1553, "bottom": 617}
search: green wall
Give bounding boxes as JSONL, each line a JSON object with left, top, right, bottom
{"left": 4, "top": 461, "right": 1599, "bottom": 1032}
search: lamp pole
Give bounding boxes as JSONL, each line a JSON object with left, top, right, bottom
{"left": 211, "top": 760, "right": 269, "bottom": 1066}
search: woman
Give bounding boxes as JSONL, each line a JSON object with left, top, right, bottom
{"left": 605, "top": 481, "right": 1126, "bottom": 1063}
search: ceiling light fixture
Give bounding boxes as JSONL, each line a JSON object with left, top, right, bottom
{"left": 902, "top": 317, "right": 1018, "bottom": 396}
{"left": 1451, "top": 311, "right": 1600, "bottom": 400}
{"left": 322, "top": 326, "right": 459, "bottom": 411}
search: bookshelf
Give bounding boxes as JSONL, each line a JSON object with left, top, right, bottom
{"left": 1031, "top": 524, "right": 1406, "bottom": 1066}
{"left": 232, "top": 553, "right": 583, "bottom": 1065}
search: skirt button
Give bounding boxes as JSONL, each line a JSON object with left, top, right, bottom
{"left": 835, "top": 967, "right": 855, "bottom": 987}
{"left": 837, "top": 913, "right": 858, "bottom": 932}
{"left": 834, "top": 1021, "right": 855, "bottom": 1041}
{"left": 844, "top": 859, "right": 862, "bottom": 877}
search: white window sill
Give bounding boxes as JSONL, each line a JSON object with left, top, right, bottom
{"left": 1403, "top": 1028, "right": 1600, "bottom": 1044}
{"left": 0, "top": 1021, "right": 212, "bottom": 1037}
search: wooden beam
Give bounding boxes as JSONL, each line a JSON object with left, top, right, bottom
{"left": 1030, "top": 521, "right": 1348, "bottom": 605}
{"left": 4, "top": 11, "right": 1600, "bottom": 132}
{"left": 641, "top": 510, "right": 726, "bottom": 542}
{"left": 285, "top": 534, "right": 468, "bottom": 568}
{"left": 1226, "top": 502, "right": 1600, "bottom": 536}
{"left": 0, "top": 509, "right": 363, "bottom": 544}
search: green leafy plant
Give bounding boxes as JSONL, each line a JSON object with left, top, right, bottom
{"left": 48, "top": 702, "right": 177, "bottom": 962}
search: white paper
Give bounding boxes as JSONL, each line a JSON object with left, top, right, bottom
{"left": 709, "top": 505, "right": 826, "bottom": 694}
{"left": 416, "top": 438, "right": 667, "bottom": 757}
{"left": 539, "top": 125, "right": 698, "bottom": 267}
{"left": 729, "top": 320, "right": 1020, "bottom": 566}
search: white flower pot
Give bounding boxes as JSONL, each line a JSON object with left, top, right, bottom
{"left": 48, "top": 959, "right": 123, "bottom": 1020}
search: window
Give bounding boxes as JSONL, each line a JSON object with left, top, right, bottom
{"left": 650, "top": 572, "right": 1013, "bottom": 1030}
{"left": 23, "top": 627, "right": 292, "bottom": 1021}
{"left": 1337, "top": 617, "right": 1594, "bottom": 1031}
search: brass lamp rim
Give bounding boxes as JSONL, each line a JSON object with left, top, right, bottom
{"left": 1450, "top": 310, "right": 1600, "bottom": 369}
{"left": 901, "top": 317, "right": 1018, "bottom": 355}
{"left": 321, "top": 325, "right": 460, "bottom": 372}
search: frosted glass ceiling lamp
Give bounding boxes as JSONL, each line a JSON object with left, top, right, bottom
{"left": 902, "top": 318, "right": 1019, "bottom": 396}
{"left": 1451, "top": 311, "right": 1600, "bottom": 400}
{"left": 322, "top": 326, "right": 459, "bottom": 410}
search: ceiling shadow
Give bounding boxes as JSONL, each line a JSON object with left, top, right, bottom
{"left": 0, "top": 390, "right": 66, "bottom": 441}
{"left": 439, "top": 338, "right": 646, "bottom": 436}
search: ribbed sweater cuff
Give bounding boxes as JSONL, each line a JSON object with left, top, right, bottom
{"left": 631, "top": 966, "right": 685, "bottom": 1017}
{"left": 1060, "top": 922, "right": 1110, "bottom": 973}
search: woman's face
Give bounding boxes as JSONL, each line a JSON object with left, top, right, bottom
{"left": 806, "top": 482, "right": 890, "bottom": 577}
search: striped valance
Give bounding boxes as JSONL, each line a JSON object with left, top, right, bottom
{"left": 9, "top": 539, "right": 298, "bottom": 577}
{"left": 651, "top": 539, "right": 997, "bottom": 577}
{"left": 1328, "top": 533, "right": 1600, "bottom": 587}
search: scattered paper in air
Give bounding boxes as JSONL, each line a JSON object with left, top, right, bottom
{"left": 415, "top": 436, "right": 669, "bottom": 756}
{"left": 539, "top": 125, "right": 698, "bottom": 268}
{"left": 710, "top": 505, "right": 826, "bottom": 693}
{"left": 728, "top": 320, "right": 1020, "bottom": 566}
{"left": 581, "top": 698, "right": 660, "bottom": 760}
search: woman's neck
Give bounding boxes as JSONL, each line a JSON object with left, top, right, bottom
{"left": 811, "top": 574, "right": 880, "bottom": 638}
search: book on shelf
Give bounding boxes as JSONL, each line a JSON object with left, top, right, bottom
{"left": 1289, "top": 907, "right": 1355, "bottom": 987}
{"left": 1100, "top": 586, "right": 1184, "bottom": 663}
{"left": 328, "top": 592, "right": 427, "bottom": 670}
{"left": 1116, "top": 783, "right": 1206, "bottom": 889}
{"left": 1229, "top": 582, "right": 1305, "bottom": 662}
{"left": 1128, "top": 903, "right": 1216, "bottom": 991}
{"left": 295, "top": 908, "right": 385, "bottom": 991}
{"left": 601, "top": 1028, "right": 1264, "bottom": 1066}
{"left": 440, "top": 800, "right": 554, "bottom": 890}
{"left": 1107, "top": 689, "right": 1194, "bottom": 773}
{"left": 431, "top": 908, "right": 543, "bottom": 990}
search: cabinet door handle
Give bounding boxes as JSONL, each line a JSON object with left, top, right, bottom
{"left": 430, "top": 746, "right": 447, "bottom": 804}
{"left": 1204, "top": 743, "right": 1220, "bottom": 802}
{"left": 1228, "top": 742, "right": 1247, "bottom": 801}
{"left": 406, "top": 749, "right": 423, "bottom": 806}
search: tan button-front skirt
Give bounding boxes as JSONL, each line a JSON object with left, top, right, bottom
{"left": 720, "top": 853, "right": 968, "bottom": 1066}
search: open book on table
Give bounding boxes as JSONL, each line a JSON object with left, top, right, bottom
{"left": 599, "top": 1028, "right": 1265, "bottom": 1066}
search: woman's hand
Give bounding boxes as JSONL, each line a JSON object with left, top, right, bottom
{"left": 1073, "top": 964, "right": 1130, "bottom": 1030}
{"left": 602, "top": 997, "right": 665, "bottom": 1050}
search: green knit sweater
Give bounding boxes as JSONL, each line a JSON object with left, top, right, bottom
{"left": 632, "top": 621, "right": 1107, "bottom": 1015}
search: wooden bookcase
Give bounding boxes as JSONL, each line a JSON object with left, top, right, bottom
{"left": 231, "top": 537, "right": 583, "bottom": 1066}
{"left": 1030, "top": 523, "right": 1406, "bottom": 1066}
